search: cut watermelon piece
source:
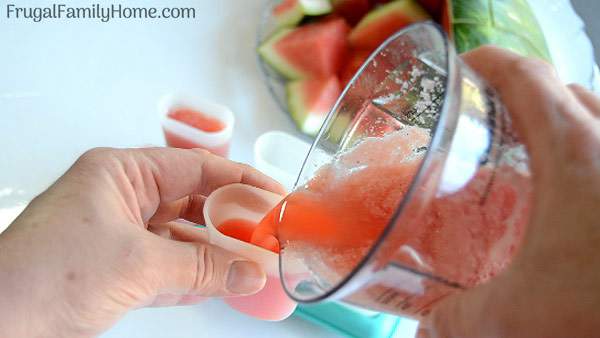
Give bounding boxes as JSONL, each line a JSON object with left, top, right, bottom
{"left": 258, "top": 18, "right": 350, "bottom": 80}
{"left": 418, "top": 0, "right": 443, "bottom": 19}
{"left": 331, "top": 0, "right": 370, "bottom": 26}
{"left": 349, "top": 0, "right": 430, "bottom": 51}
{"left": 339, "top": 49, "right": 371, "bottom": 86}
{"left": 272, "top": 0, "right": 333, "bottom": 29}
{"left": 441, "top": 0, "right": 451, "bottom": 36}
{"left": 368, "top": 0, "right": 391, "bottom": 7}
{"left": 447, "top": 0, "right": 551, "bottom": 62}
{"left": 287, "top": 76, "right": 341, "bottom": 136}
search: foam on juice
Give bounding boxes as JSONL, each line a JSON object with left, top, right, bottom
{"left": 251, "top": 125, "right": 530, "bottom": 316}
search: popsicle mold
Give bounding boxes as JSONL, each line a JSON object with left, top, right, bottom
{"left": 253, "top": 131, "right": 310, "bottom": 191}
{"left": 159, "top": 94, "right": 234, "bottom": 157}
{"left": 203, "top": 183, "right": 297, "bottom": 321}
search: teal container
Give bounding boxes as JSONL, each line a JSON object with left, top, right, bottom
{"left": 294, "top": 302, "right": 404, "bottom": 338}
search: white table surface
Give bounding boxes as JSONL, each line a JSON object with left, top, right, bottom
{"left": 0, "top": 1, "right": 420, "bottom": 337}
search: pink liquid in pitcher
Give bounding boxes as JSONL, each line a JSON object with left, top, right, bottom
{"left": 252, "top": 126, "right": 531, "bottom": 317}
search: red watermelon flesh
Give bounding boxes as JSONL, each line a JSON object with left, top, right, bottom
{"left": 368, "top": 0, "right": 391, "bottom": 6}
{"left": 441, "top": 0, "right": 451, "bottom": 36}
{"left": 268, "top": 18, "right": 350, "bottom": 79}
{"left": 349, "top": 0, "right": 431, "bottom": 52}
{"left": 287, "top": 76, "right": 341, "bottom": 136}
{"left": 332, "top": 0, "right": 371, "bottom": 26}
{"left": 418, "top": 0, "right": 444, "bottom": 19}
{"left": 339, "top": 49, "right": 371, "bottom": 86}
{"left": 316, "top": 13, "right": 348, "bottom": 23}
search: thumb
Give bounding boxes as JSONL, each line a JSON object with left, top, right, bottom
{"left": 145, "top": 234, "right": 267, "bottom": 298}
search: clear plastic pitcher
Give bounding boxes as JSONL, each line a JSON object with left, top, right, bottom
{"left": 277, "top": 22, "right": 532, "bottom": 319}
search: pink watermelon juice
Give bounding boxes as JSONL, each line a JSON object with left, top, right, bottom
{"left": 168, "top": 107, "right": 226, "bottom": 132}
{"left": 215, "top": 219, "right": 295, "bottom": 320}
{"left": 163, "top": 107, "right": 230, "bottom": 156}
{"left": 251, "top": 126, "right": 531, "bottom": 316}
{"left": 218, "top": 219, "right": 280, "bottom": 253}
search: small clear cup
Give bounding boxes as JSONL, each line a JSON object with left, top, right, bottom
{"left": 279, "top": 22, "right": 532, "bottom": 318}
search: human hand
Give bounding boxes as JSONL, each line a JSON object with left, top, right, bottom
{"left": 0, "top": 147, "right": 285, "bottom": 338}
{"left": 423, "top": 46, "right": 600, "bottom": 337}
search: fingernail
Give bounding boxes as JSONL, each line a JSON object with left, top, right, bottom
{"left": 226, "top": 260, "right": 266, "bottom": 295}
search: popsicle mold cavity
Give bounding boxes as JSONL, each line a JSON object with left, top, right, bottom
{"left": 159, "top": 94, "right": 234, "bottom": 157}
{"left": 203, "top": 183, "right": 297, "bottom": 321}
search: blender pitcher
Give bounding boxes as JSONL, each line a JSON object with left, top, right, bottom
{"left": 276, "top": 22, "right": 532, "bottom": 318}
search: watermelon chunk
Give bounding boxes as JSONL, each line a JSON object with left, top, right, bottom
{"left": 368, "top": 0, "right": 391, "bottom": 7}
{"left": 272, "top": 0, "right": 333, "bottom": 30}
{"left": 418, "top": 0, "right": 443, "bottom": 19}
{"left": 258, "top": 18, "right": 350, "bottom": 80}
{"left": 446, "top": 0, "right": 551, "bottom": 62}
{"left": 331, "top": 0, "right": 371, "bottom": 26}
{"left": 349, "top": 0, "right": 430, "bottom": 51}
{"left": 339, "top": 49, "right": 371, "bottom": 86}
{"left": 286, "top": 76, "right": 341, "bottom": 136}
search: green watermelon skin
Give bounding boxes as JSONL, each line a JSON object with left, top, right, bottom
{"left": 448, "top": 0, "right": 551, "bottom": 63}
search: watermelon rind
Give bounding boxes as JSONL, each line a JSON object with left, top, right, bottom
{"left": 258, "top": 28, "right": 305, "bottom": 80}
{"left": 286, "top": 80, "right": 327, "bottom": 136}
{"left": 449, "top": 0, "right": 551, "bottom": 62}
{"left": 274, "top": 0, "right": 332, "bottom": 30}
{"left": 351, "top": 0, "right": 430, "bottom": 39}
{"left": 300, "top": 0, "right": 333, "bottom": 15}
{"left": 274, "top": 1, "right": 305, "bottom": 29}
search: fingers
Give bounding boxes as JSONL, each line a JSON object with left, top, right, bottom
{"left": 425, "top": 283, "right": 497, "bottom": 338}
{"left": 460, "top": 46, "right": 587, "bottom": 177}
{"left": 147, "top": 294, "right": 207, "bottom": 307}
{"left": 140, "top": 147, "right": 284, "bottom": 196}
{"left": 147, "top": 222, "right": 208, "bottom": 242}
{"left": 144, "top": 234, "right": 266, "bottom": 298}
{"left": 198, "top": 154, "right": 286, "bottom": 196}
{"left": 568, "top": 84, "right": 600, "bottom": 118}
{"left": 127, "top": 147, "right": 285, "bottom": 221}
{"left": 149, "top": 195, "right": 207, "bottom": 225}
